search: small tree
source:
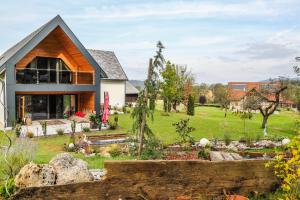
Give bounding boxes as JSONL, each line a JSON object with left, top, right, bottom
{"left": 172, "top": 119, "right": 195, "bottom": 145}
{"left": 212, "top": 83, "right": 230, "bottom": 117}
{"left": 199, "top": 95, "right": 207, "bottom": 105}
{"left": 187, "top": 95, "right": 195, "bottom": 116}
{"left": 131, "top": 41, "right": 165, "bottom": 156}
{"left": 160, "top": 61, "right": 178, "bottom": 112}
{"left": 243, "top": 84, "right": 287, "bottom": 128}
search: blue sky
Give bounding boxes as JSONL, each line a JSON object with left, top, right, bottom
{"left": 1, "top": 0, "right": 300, "bottom": 83}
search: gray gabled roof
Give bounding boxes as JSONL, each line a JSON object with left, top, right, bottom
{"left": 0, "top": 15, "right": 107, "bottom": 78}
{"left": 0, "top": 19, "right": 51, "bottom": 69}
{"left": 126, "top": 81, "right": 139, "bottom": 94}
{"left": 88, "top": 49, "right": 128, "bottom": 80}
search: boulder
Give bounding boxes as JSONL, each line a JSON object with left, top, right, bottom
{"left": 199, "top": 138, "right": 210, "bottom": 147}
{"left": 49, "top": 153, "right": 93, "bottom": 185}
{"left": 15, "top": 163, "right": 56, "bottom": 189}
{"left": 282, "top": 138, "right": 291, "bottom": 146}
{"left": 210, "top": 151, "right": 243, "bottom": 161}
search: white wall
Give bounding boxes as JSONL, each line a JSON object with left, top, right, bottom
{"left": 100, "top": 79, "right": 125, "bottom": 108}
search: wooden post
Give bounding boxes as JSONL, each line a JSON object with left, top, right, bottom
{"left": 138, "top": 58, "right": 153, "bottom": 157}
{"left": 75, "top": 72, "right": 78, "bottom": 85}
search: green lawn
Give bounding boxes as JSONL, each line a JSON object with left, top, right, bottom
{"left": 118, "top": 106, "right": 298, "bottom": 144}
{"left": 1, "top": 106, "right": 298, "bottom": 170}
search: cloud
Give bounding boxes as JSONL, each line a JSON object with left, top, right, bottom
{"left": 65, "top": 0, "right": 292, "bottom": 22}
{"left": 236, "top": 42, "right": 298, "bottom": 59}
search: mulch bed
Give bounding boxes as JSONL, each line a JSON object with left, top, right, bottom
{"left": 164, "top": 150, "right": 200, "bottom": 160}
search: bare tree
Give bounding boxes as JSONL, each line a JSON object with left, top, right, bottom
{"left": 243, "top": 84, "right": 287, "bottom": 128}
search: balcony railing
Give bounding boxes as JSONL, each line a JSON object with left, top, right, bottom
{"left": 16, "top": 68, "right": 94, "bottom": 85}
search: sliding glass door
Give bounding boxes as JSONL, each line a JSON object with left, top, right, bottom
{"left": 16, "top": 94, "right": 78, "bottom": 122}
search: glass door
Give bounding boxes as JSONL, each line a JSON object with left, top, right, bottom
{"left": 32, "top": 95, "right": 48, "bottom": 120}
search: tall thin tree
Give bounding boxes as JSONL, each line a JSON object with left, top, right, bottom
{"left": 131, "top": 41, "right": 165, "bottom": 156}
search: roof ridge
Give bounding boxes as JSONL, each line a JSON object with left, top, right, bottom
{"left": 0, "top": 15, "right": 60, "bottom": 67}
{"left": 87, "top": 49, "right": 114, "bottom": 53}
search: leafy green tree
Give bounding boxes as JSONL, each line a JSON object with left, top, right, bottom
{"left": 160, "top": 61, "right": 178, "bottom": 112}
{"left": 187, "top": 95, "right": 195, "bottom": 116}
{"left": 212, "top": 83, "right": 230, "bottom": 117}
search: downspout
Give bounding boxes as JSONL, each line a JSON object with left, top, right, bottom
{"left": 0, "top": 73, "right": 8, "bottom": 128}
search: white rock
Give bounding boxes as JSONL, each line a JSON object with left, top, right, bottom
{"left": 49, "top": 153, "right": 93, "bottom": 185}
{"left": 199, "top": 138, "right": 210, "bottom": 147}
{"left": 282, "top": 138, "right": 291, "bottom": 146}
{"left": 68, "top": 143, "right": 75, "bottom": 148}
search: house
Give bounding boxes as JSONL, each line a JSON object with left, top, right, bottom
{"left": 125, "top": 81, "right": 139, "bottom": 104}
{"left": 0, "top": 15, "right": 117, "bottom": 128}
{"left": 228, "top": 81, "right": 295, "bottom": 110}
{"left": 88, "top": 50, "right": 128, "bottom": 109}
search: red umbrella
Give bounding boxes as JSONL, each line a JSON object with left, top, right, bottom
{"left": 102, "top": 91, "right": 109, "bottom": 124}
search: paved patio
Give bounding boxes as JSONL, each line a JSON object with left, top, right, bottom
{"left": 20, "top": 119, "right": 90, "bottom": 137}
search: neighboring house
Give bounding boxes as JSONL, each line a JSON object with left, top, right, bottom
{"left": 88, "top": 50, "right": 128, "bottom": 109}
{"left": 0, "top": 15, "right": 109, "bottom": 128}
{"left": 228, "top": 82, "right": 294, "bottom": 110}
{"left": 125, "top": 81, "right": 139, "bottom": 104}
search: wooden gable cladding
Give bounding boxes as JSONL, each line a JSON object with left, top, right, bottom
{"left": 16, "top": 26, "right": 95, "bottom": 72}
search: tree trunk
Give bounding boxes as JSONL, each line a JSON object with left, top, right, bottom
{"left": 138, "top": 58, "right": 153, "bottom": 157}
{"left": 261, "top": 115, "right": 268, "bottom": 129}
{"left": 172, "top": 101, "right": 177, "bottom": 111}
{"left": 163, "top": 99, "right": 168, "bottom": 112}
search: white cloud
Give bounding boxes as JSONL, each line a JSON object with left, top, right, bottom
{"left": 66, "top": 1, "right": 293, "bottom": 21}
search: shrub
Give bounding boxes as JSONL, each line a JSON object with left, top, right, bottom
{"left": 187, "top": 95, "right": 195, "bottom": 116}
{"left": 224, "top": 132, "right": 231, "bottom": 146}
{"left": 108, "top": 144, "right": 122, "bottom": 157}
{"left": 109, "top": 115, "right": 119, "bottom": 130}
{"left": 56, "top": 128, "right": 65, "bottom": 136}
{"left": 41, "top": 121, "right": 47, "bottom": 136}
{"left": 198, "top": 148, "right": 210, "bottom": 160}
{"left": 199, "top": 95, "right": 207, "bottom": 105}
{"left": 71, "top": 120, "right": 76, "bottom": 133}
{"left": 89, "top": 114, "right": 97, "bottom": 125}
{"left": 0, "top": 178, "right": 16, "bottom": 198}
{"left": 127, "top": 136, "right": 139, "bottom": 157}
{"left": 266, "top": 134, "right": 300, "bottom": 199}
{"left": 172, "top": 119, "right": 195, "bottom": 145}
{"left": 122, "top": 106, "right": 127, "bottom": 113}
{"left": 114, "top": 115, "right": 119, "bottom": 124}
{"left": 141, "top": 137, "right": 163, "bottom": 160}
{"left": 82, "top": 127, "right": 90, "bottom": 132}
{"left": 15, "top": 124, "right": 22, "bottom": 138}
{"left": 25, "top": 131, "right": 34, "bottom": 138}
{"left": 0, "top": 137, "right": 36, "bottom": 198}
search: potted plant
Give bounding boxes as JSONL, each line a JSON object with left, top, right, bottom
{"left": 89, "top": 114, "right": 98, "bottom": 129}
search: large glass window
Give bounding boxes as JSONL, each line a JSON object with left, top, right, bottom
{"left": 16, "top": 94, "right": 78, "bottom": 121}
{"left": 16, "top": 57, "right": 72, "bottom": 84}
{"left": 229, "top": 84, "right": 247, "bottom": 90}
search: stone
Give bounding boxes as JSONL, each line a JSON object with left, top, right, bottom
{"left": 15, "top": 163, "right": 56, "bottom": 189}
{"left": 253, "top": 140, "right": 277, "bottom": 148}
{"left": 89, "top": 169, "right": 107, "bottom": 181}
{"left": 49, "top": 153, "right": 93, "bottom": 185}
{"left": 210, "top": 151, "right": 243, "bottom": 161}
{"left": 199, "top": 138, "right": 210, "bottom": 147}
{"left": 68, "top": 143, "right": 75, "bottom": 149}
{"left": 282, "top": 138, "right": 291, "bottom": 146}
